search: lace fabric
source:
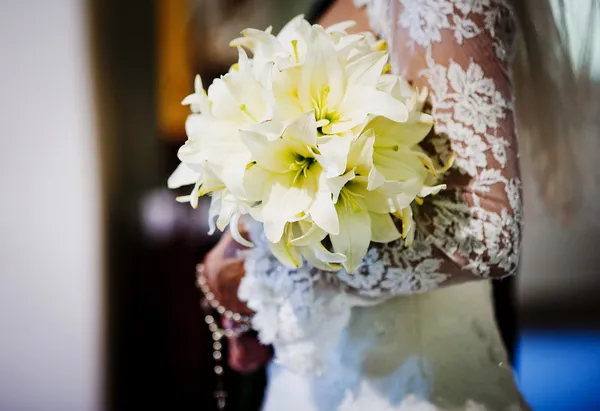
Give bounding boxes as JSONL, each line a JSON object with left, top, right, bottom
{"left": 240, "top": 0, "right": 522, "bottom": 377}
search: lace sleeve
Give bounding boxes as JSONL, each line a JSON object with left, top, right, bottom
{"left": 335, "top": 0, "right": 523, "bottom": 298}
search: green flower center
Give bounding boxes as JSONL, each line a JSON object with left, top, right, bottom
{"left": 289, "top": 155, "right": 315, "bottom": 185}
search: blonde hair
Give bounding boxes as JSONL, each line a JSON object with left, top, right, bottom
{"left": 510, "top": 0, "right": 599, "bottom": 222}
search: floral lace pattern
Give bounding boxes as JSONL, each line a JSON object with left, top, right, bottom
{"left": 240, "top": 0, "right": 522, "bottom": 375}
{"left": 240, "top": 220, "right": 354, "bottom": 373}
{"left": 399, "top": 0, "right": 514, "bottom": 61}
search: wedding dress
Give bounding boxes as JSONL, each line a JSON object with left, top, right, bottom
{"left": 239, "top": 1, "right": 527, "bottom": 409}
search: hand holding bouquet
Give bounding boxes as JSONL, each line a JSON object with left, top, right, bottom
{"left": 169, "top": 16, "right": 449, "bottom": 274}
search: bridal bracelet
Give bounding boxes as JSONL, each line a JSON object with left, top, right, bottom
{"left": 195, "top": 263, "right": 252, "bottom": 410}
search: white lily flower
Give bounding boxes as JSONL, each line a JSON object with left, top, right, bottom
{"left": 208, "top": 190, "right": 254, "bottom": 247}
{"left": 208, "top": 48, "right": 274, "bottom": 124}
{"left": 230, "top": 15, "right": 311, "bottom": 69}
{"left": 363, "top": 116, "right": 434, "bottom": 195}
{"left": 181, "top": 74, "right": 210, "bottom": 114}
{"left": 289, "top": 219, "right": 346, "bottom": 271}
{"left": 179, "top": 114, "right": 249, "bottom": 198}
{"left": 328, "top": 170, "right": 405, "bottom": 273}
{"left": 266, "top": 218, "right": 346, "bottom": 270}
{"left": 241, "top": 112, "right": 322, "bottom": 243}
{"left": 297, "top": 25, "right": 408, "bottom": 135}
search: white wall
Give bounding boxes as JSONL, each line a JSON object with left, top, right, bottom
{"left": 0, "top": 1, "right": 103, "bottom": 410}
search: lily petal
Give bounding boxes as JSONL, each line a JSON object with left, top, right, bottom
{"left": 373, "top": 149, "right": 427, "bottom": 182}
{"left": 327, "top": 170, "right": 355, "bottom": 203}
{"left": 283, "top": 111, "right": 318, "bottom": 147}
{"left": 418, "top": 184, "right": 447, "bottom": 198}
{"left": 335, "top": 34, "right": 365, "bottom": 59}
{"left": 330, "top": 201, "right": 371, "bottom": 273}
{"left": 240, "top": 129, "right": 297, "bottom": 173}
{"left": 220, "top": 152, "right": 252, "bottom": 199}
{"left": 310, "top": 244, "right": 347, "bottom": 264}
{"left": 346, "top": 51, "right": 388, "bottom": 88}
{"left": 168, "top": 163, "right": 199, "bottom": 189}
{"left": 243, "top": 164, "right": 271, "bottom": 202}
{"left": 207, "top": 78, "right": 245, "bottom": 122}
{"left": 307, "top": 187, "right": 339, "bottom": 235}
{"left": 347, "top": 129, "right": 375, "bottom": 175}
{"left": 229, "top": 213, "right": 254, "bottom": 247}
{"left": 340, "top": 85, "right": 409, "bottom": 125}
{"left": 367, "top": 165, "right": 386, "bottom": 190}
{"left": 261, "top": 173, "right": 315, "bottom": 243}
{"left": 369, "top": 116, "right": 433, "bottom": 150}
{"left": 304, "top": 242, "right": 347, "bottom": 271}
{"left": 268, "top": 229, "right": 302, "bottom": 268}
{"left": 400, "top": 206, "right": 415, "bottom": 246}
{"left": 370, "top": 212, "right": 401, "bottom": 243}
{"left": 272, "top": 94, "right": 304, "bottom": 124}
{"left": 325, "top": 20, "right": 356, "bottom": 34}
{"left": 247, "top": 120, "right": 286, "bottom": 141}
{"left": 298, "top": 25, "right": 347, "bottom": 113}
{"left": 198, "top": 165, "right": 226, "bottom": 195}
{"left": 207, "top": 191, "right": 223, "bottom": 235}
{"left": 346, "top": 178, "right": 392, "bottom": 213}
{"left": 216, "top": 192, "right": 239, "bottom": 231}
{"left": 181, "top": 75, "right": 210, "bottom": 114}
{"left": 314, "top": 134, "right": 351, "bottom": 177}
{"left": 190, "top": 179, "right": 202, "bottom": 209}
{"left": 289, "top": 221, "right": 327, "bottom": 246}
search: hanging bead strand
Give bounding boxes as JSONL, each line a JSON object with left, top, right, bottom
{"left": 196, "top": 263, "right": 251, "bottom": 410}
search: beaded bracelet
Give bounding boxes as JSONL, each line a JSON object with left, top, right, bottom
{"left": 195, "top": 263, "right": 252, "bottom": 410}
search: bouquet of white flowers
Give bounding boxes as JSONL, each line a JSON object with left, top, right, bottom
{"left": 169, "top": 16, "right": 450, "bottom": 274}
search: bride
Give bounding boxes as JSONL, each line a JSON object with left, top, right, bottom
{"left": 199, "top": 0, "right": 595, "bottom": 409}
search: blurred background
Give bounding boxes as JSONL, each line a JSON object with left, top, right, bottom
{"left": 0, "top": 0, "right": 599, "bottom": 410}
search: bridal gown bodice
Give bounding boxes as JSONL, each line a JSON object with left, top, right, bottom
{"left": 261, "top": 282, "right": 521, "bottom": 411}
{"left": 238, "top": 0, "right": 527, "bottom": 409}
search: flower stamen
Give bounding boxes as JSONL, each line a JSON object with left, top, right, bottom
{"left": 240, "top": 104, "right": 258, "bottom": 122}
{"left": 289, "top": 155, "right": 315, "bottom": 185}
{"left": 291, "top": 39, "right": 300, "bottom": 62}
{"left": 313, "top": 85, "right": 331, "bottom": 121}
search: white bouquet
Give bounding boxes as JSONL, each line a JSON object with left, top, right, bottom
{"left": 169, "top": 16, "right": 449, "bottom": 274}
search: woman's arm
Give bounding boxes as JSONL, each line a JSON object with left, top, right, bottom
{"left": 329, "top": 0, "right": 522, "bottom": 297}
